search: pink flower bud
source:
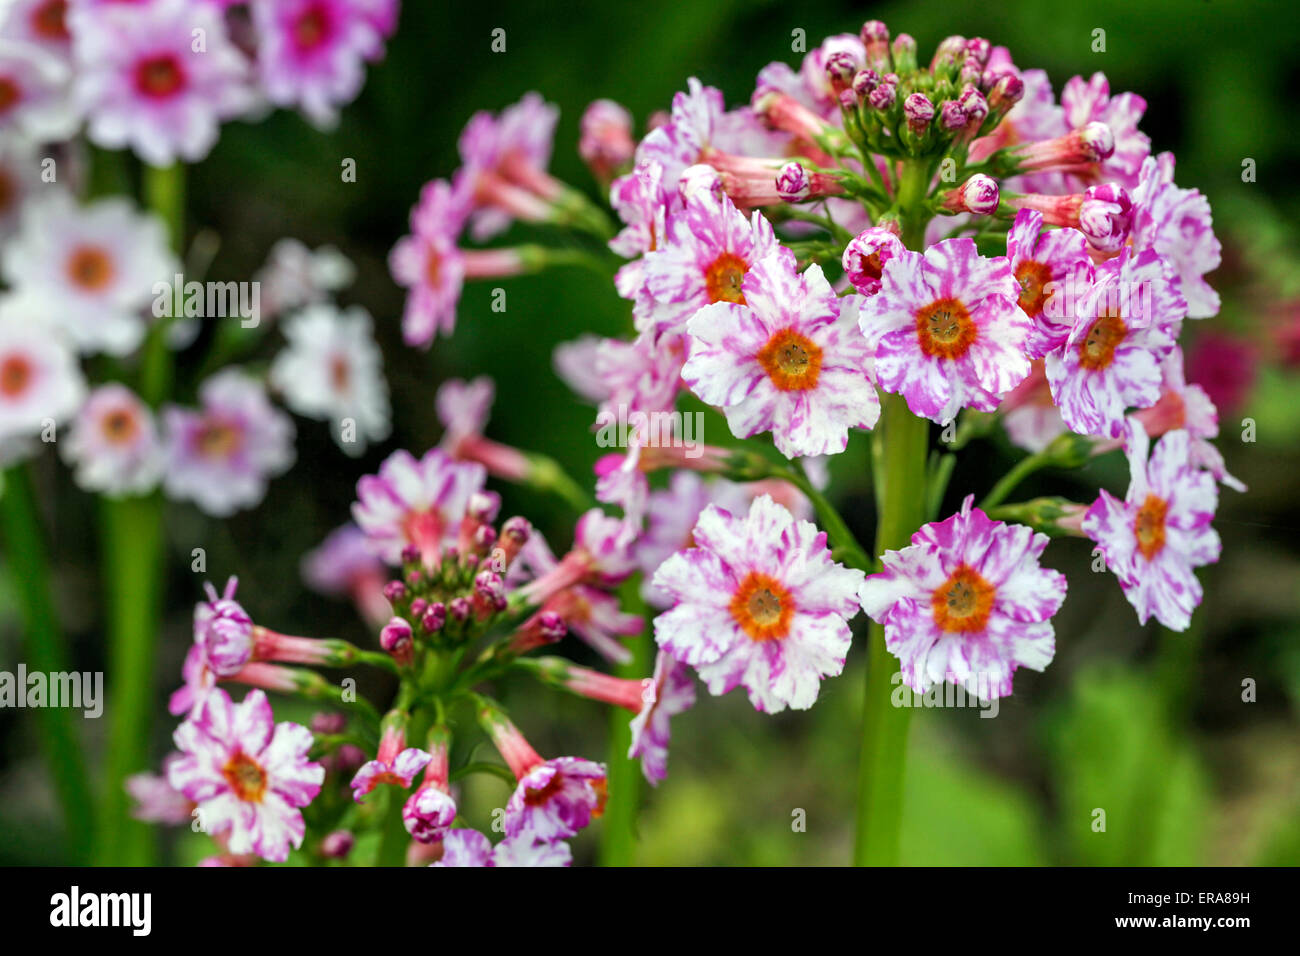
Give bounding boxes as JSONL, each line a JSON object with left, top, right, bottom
{"left": 842, "top": 226, "right": 905, "bottom": 295}
{"left": 941, "top": 174, "right": 1000, "bottom": 215}
{"left": 903, "top": 93, "right": 934, "bottom": 134}
{"left": 380, "top": 616, "right": 414, "bottom": 666}
{"left": 1078, "top": 183, "right": 1133, "bottom": 253}
{"left": 776, "top": 162, "right": 811, "bottom": 201}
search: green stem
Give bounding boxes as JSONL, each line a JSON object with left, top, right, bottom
{"left": 139, "top": 164, "right": 185, "bottom": 405}
{"left": 852, "top": 392, "right": 929, "bottom": 866}
{"left": 95, "top": 493, "right": 166, "bottom": 865}
{"left": 979, "top": 452, "right": 1051, "bottom": 512}
{"left": 598, "top": 579, "right": 652, "bottom": 866}
{"left": 0, "top": 466, "right": 94, "bottom": 861}
{"left": 780, "top": 463, "right": 871, "bottom": 570}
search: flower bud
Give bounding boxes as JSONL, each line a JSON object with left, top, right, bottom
{"left": 903, "top": 93, "right": 934, "bottom": 135}
{"left": 940, "top": 174, "right": 1000, "bottom": 215}
{"left": 825, "top": 51, "right": 857, "bottom": 94}
{"left": 940, "top": 100, "right": 967, "bottom": 131}
{"left": 891, "top": 34, "right": 917, "bottom": 72}
{"left": 867, "top": 82, "right": 896, "bottom": 110}
{"left": 320, "top": 830, "right": 355, "bottom": 859}
{"left": 382, "top": 579, "right": 407, "bottom": 604}
{"left": 852, "top": 69, "right": 879, "bottom": 98}
{"left": 842, "top": 226, "right": 904, "bottom": 295}
{"left": 578, "top": 99, "right": 634, "bottom": 182}
{"left": 1078, "top": 183, "right": 1133, "bottom": 253}
{"left": 380, "top": 616, "right": 414, "bottom": 666}
{"left": 421, "top": 602, "right": 447, "bottom": 634}
{"left": 776, "top": 162, "right": 812, "bottom": 202}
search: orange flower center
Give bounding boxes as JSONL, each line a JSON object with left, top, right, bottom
{"left": 0, "top": 355, "right": 32, "bottom": 397}
{"left": 916, "top": 297, "right": 977, "bottom": 360}
{"left": 1078, "top": 310, "right": 1127, "bottom": 370}
{"left": 66, "top": 245, "right": 115, "bottom": 292}
{"left": 1014, "top": 260, "right": 1053, "bottom": 318}
{"left": 0, "top": 78, "right": 20, "bottom": 114}
{"left": 523, "top": 771, "right": 566, "bottom": 806}
{"left": 32, "top": 0, "right": 69, "bottom": 41}
{"left": 729, "top": 571, "right": 794, "bottom": 641}
{"left": 101, "top": 408, "right": 139, "bottom": 444}
{"left": 425, "top": 248, "right": 442, "bottom": 287}
{"left": 329, "top": 354, "right": 350, "bottom": 392}
{"left": 1133, "top": 493, "right": 1168, "bottom": 560}
{"left": 931, "top": 564, "right": 996, "bottom": 633}
{"left": 704, "top": 252, "right": 748, "bottom": 304}
{"left": 294, "top": 6, "right": 329, "bottom": 48}
{"left": 222, "top": 751, "right": 267, "bottom": 803}
{"left": 195, "top": 419, "right": 242, "bottom": 459}
{"left": 134, "top": 54, "right": 186, "bottom": 99}
{"left": 756, "top": 327, "right": 822, "bottom": 391}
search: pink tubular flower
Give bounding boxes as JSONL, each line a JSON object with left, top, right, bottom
{"left": 1004, "top": 209, "right": 1093, "bottom": 357}
{"left": 350, "top": 717, "right": 431, "bottom": 802}
{"left": 168, "top": 688, "right": 324, "bottom": 863}
{"left": 858, "top": 237, "right": 1032, "bottom": 423}
{"left": 457, "top": 91, "right": 561, "bottom": 241}
{"left": 1082, "top": 425, "right": 1220, "bottom": 630}
{"left": 71, "top": 0, "right": 254, "bottom": 166}
{"left": 1060, "top": 72, "right": 1150, "bottom": 188}
{"left": 430, "top": 829, "right": 493, "bottom": 867}
{"left": 60, "top": 383, "right": 164, "bottom": 496}
{"left": 938, "top": 174, "right": 999, "bottom": 216}
{"left": 629, "top": 650, "right": 695, "bottom": 785}
{"left": 1007, "top": 184, "right": 1132, "bottom": 254}
{"left": 842, "top": 225, "right": 904, "bottom": 296}
{"left": 251, "top": 0, "right": 385, "bottom": 129}
{"left": 161, "top": 369, "right": 296, "bottom": 517}
{"left": 1010, "top": 121, "right": 1115, "bottom": 174}
{"left": 126, "top": 754, "right": 194, "bottom": 825}
{"left": 652, "top": 495, "right": 865, "bottom": 713}
{"left": 638, "top": 187, "right": 780, "bottom": 338}
{"left": 403, "top": 730, "right": 457, "bottom": 844}
{"left": 859, "top": 497, "right": 1066, "bottom": 699}
{"left": 301, "top": 523, "right": 390, "bottom": 627}
{"left": 520, "top": 508, "right": 637, "bottom": 604}
{"left": 683, "top": 252, "right": 880, "bottom": 458}
{"left": 435, "top": 376, "right": 531, "bottom": 481}
{"left": 999, "top": 360, "right": 1067, "bottom": 453}
{"left": 388, "top": 178, "right": 469, "bottom": 346}
{"left": 1044, "top": 246, "right": 1184, "bottom": 438}
{"left": 194, "top": 577, "right": 255, "bottom": 678}
{"left": 431, "top": 829, "right": 571, "bottom": 867}
{"left": 1130, "top": 152, "right": 1221, "bottom": 319}
{"left": 579, "top": 98, "right": 634, "bottom": 182}
{"left": 481, "top": 709, "right": 607, "bottom": 840}
{"left": 351, "top": 447, "right": 487, "bottom": 566}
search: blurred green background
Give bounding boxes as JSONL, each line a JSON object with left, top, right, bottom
{"left": 2, "top": 0, "right": 1299, "bottom": 865}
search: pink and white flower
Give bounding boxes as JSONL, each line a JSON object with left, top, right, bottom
{"left": 859, "top": 496, "right": 1067, "bottom": 699}
{"left": 193, "top": 577, "right": 255, "bottom": 678}
{"left": 1131, "top": 152, "right": 1221, "bottom": 319}
{"left": 1082, "top": 424, "right": 1220, "bottom": 630}
{"left": 1044, "top": 246, "right": 1184, "bottom": 438}
{"left": 684, "top": 252, "right": 879, "bottom": 458}
{"left": 269, "top": 303, "right": 391, "bottom": 456}
{"left": 62, "top": 384, "right": 163, "bottom": 496}
{"left": 301, "top": 523, "right": 392, "bottom": 625}
{"left": 0, "top": 36, "right": 78, "bottom": 141}
{"left": 431, "top": 829, "right": 572, "bottom": 867}
{"left": 858, "top": 237, "right": 1032, "bottom": 423}
{"left": 351, "top": 447, "right": 487, "bottom": 566}
{"left": 255, "top": 238, "right": 355, "bottom": 321}
{"left": 72, "top": 0, "right": 254, "bottom": 166}
{"left": 842, "top": 226, "right": 904, "bottom": 296}
{"left": 162, "top": 369, "right": 296, "bottom": 517}
{"left": 126, "top": 754, "right": 194, "bottom": 825}
{"left": 1003, "top": 208, "right": 1093, "bottom": 357}
{"left": 1059, "top": 72, "right": 1149, "bottom": 188}
{"left": 652, "top": 495, "right": 865, "bottom": 713}
{"left": 431, "top": 829, "right": 493, "bottom": 867}
{"left": 350, "top": 720, "right": 431, "bottom": 803}
{"left": 628, "top": 650, "right": 695, "bottom": 785}
{"left": 251, "top": 0, "right": 385, "bottom": 129}
{"left": 168, "top": 688, "right": 324, "bottom": 863}
{"left": 0, "top": 308, "right": 85, "bottom": 453}
{"left": 2, "top": 193, "right": 175, "bottom": 356}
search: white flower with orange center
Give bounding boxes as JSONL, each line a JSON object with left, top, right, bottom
{"left": 167, "top": 688, "right": 323, "bottom": 863}
{"left": 683, "top": 250, "right": 880, "bottom": 459}
{"left": 1082, "top": 424, "right": 1220, "bottom": 630}
{"left": 652, "top": 494, "right": 865, "bottom": 713}
{"left": 859, "top": 496, "right": 1067, "bottom": 700}
{"left": 2, "top": 193, "right": 175, "bottom": 355}
{"left": 0, "top": 311, "right": 84, "bottom": 459}
{"left": 61, "top": 383, "right": 164, "bottom": 496}
{"left": 858, "top": 237, "right": 1033, "bottom": 424}
{"left": 1045, "top": 245, "right": 1185, "bottom": 438}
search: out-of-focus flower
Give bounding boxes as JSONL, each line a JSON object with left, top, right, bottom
{"left": 255, "top": 238, "right": 355, "bottom": 321}
{"left": 0, "top": 308, "right": 85, "bottom": 455}
{"left": 61, "top": 383, "right": 164, "bottom": 496}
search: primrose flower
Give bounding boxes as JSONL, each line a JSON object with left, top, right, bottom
{"left": 1003, "top": 209, "right": 1093, "bottom": 357}
{"left": 683, "top": 252, "right": 880, "bottom": 458}
{"left": 126, "top": 754, "right": 194, "bottom": 826}
{"left": 842, "top": 225, "right": 904, "bottom": 296}
{"left": 1045, "top": 246, "right": 1184, "bottom": 438}
{"left": 859, "top": 496, "right": 1067, "bottom": 699}
{"left": 858, "top": 237, "right": 1032, "bottom": 423}
{"left": 1082, "top": 425, "right": 1220, "bottom": 630}
{"left": 72, "top": 0, "right": 254, "bottom": 166}
{"left": 652, "top": 495, "right": 865, "bottom": 713}
{"left": 0, "top": 35, "right": 77, "bottom": 141}
{"left": 61, "top": 384, "right": 164, "bottom": 497}
{"left": 1060, "top": 72, "right": 1150, "bottom": 187}
{"left": 352, "top": 447, "right": 488, "bottom": 566}
{"left": 1131, "top": 152, "right": 1221, "bottom": 319}
{"left": 0, "top": 312, "right": 85, "bottom": 453}
{"left": 435, "top": 376, "right": 533, "bottom": 482}
{"left": 2, "top": 193, "right": 175, "bottom": 356}
{"left": 168, "top": 688, "right": 324, "bottom": 863}
{"left": 255, "top": 238, "right": 356, "bottom": 320}
{"left": 628, "top": 650, "right": 696, "bottom": 785}
{"left": 402, "top": 732, "right": 456, "bottom": 844}
{"left": 350, "top": 718, "right": 432, "bottom": 802}
{"left": 162, "top": 369, "right": 296, "bottom": 517}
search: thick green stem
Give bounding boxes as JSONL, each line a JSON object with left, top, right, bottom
{"left": 598, "top": 579, "right": 652, "bottom": 866}
{"left": 853, "top": 391, "right": 930, "bottom": 866}
{"left": 0, "top": 466, "right": 94, "bottom": 861}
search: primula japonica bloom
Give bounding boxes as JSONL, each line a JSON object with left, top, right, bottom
{"left": 859, "top": 496, "right": 1067, "bottom": 700}
{"left": 1045, "top": 246, "right": 1184, "bottom": 438}
{"left": 435, "top": 376, "right": 532, "bottom": 482}
{"left": 255, "top": 237, "right": 355, "bottom": 320}
{"left": 402, "top": 728, "right": 456, "bottom": 843}
{"left": 1059, "top": 72, "right": 1149, "bottom": 188}
{"left": 999, "top": 360, "right": 1067, "bottom": 454}
{"left": 842, "top": 225, "right": 904, "bottom": 296}
{"left": 1131, "top": 152, "right": 1221, "bottom": 320}
{"left": 194, "top": 577, "right": 255, "bottom": 678}
{"left": 71, "top": 0, "right": 254, "bottom": 166}
{"left": 352, "top": 447, "right": 488, "bottom": 566}
{"left": 1082, "top": 425, "right": 1220, "bottom": 630}
{"left": 858, "top": 237, "right": 1033, "bottom": 424}
{"left": 168, "top": 688, "right": 324, "bottom": 863}
{"left": 684, "top": 253, "right": 880, "bottom": 459}
{"left": 431, "top": 829, "right": 572, "bottom": 868}
{"left": 0, "top": 312, "right": 84, "bottom": 452}
{"left": 431, "top": 829, "right": 493, "bottom": 867}
{"left": 301, "top": 523, "right": 391, "bottom": 626}
{"left": 1, "top": 0, "right": 73, "bottom": 58}
{"left": 269, "top": 303, "right": 391, "bottom": 456}
{"left": 521, "top": 508, "right": 637, "bottom": 603}
{"left": 61, "top": 384, "right": 163, "bottom": 497}
{"left": 628, "top": 650, "right": 696, "bottom": 785}
{"left": 126, "top": 754, "right": 194, "bottom": 825}
{"left": 162, "top": 369, "right": 296, "bottom": 517}
{"left": 579, "top": 98, "right": 635, "bottom": 182}
{"left": 350, "top": 721, "right": 432, "bottom": 803}
{"left": 652, "top": 495, "right": 865, "bottom": 713}
{"left": 1004, "top": 209, "right": 1093, "bottom": 358}
{"left": 0, "top": 36, "right": 77, "bottom": 141}
{"left": 251, "top": 0, "right": 387, "bottom": 129}
{"left": 638, "top": 186, "right": 780, "bottom": 338}
{"left": 608, "top": 160, "right": 673, "bottom": 313}
{"left": 2, "top": 193, "right": 175, "bottom": 356}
